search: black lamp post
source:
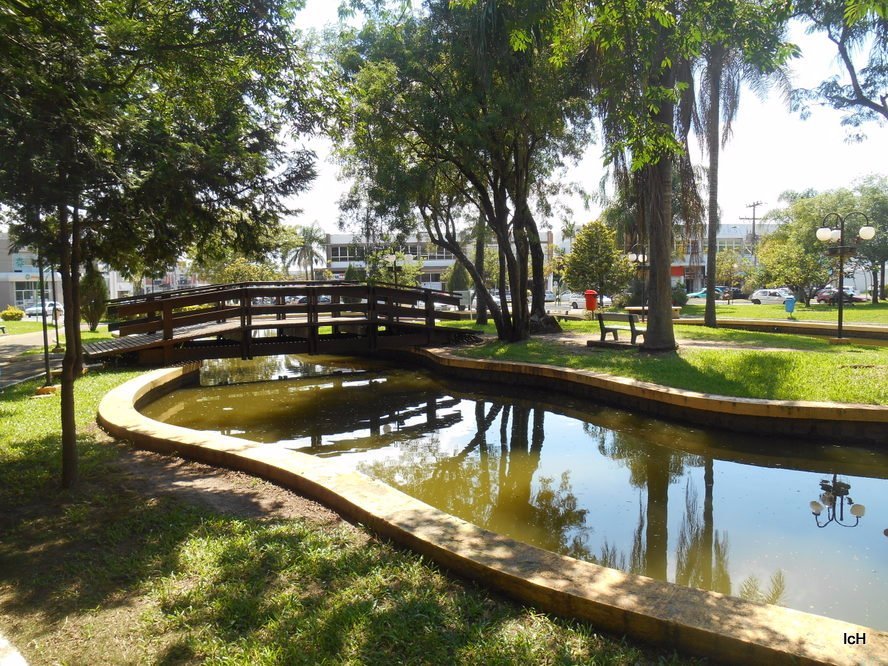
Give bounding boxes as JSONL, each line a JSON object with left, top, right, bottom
{"left": 816, "top": 212, "right": 875, "bottom": 340}
{"left": 809, "top": 473, "right": 865, "bottom": 528}
{"left": 627, "top": 244, "right": 647, "bottom": 320}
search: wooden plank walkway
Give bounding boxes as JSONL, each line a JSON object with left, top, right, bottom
{"left": 86, "top": 281, "right": 473, "bottom": 365}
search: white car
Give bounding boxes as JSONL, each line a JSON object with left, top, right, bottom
{"left": 749, "top": 289, "right": 786, "bottom": 305}
{"left": 24, "top": 301, "right": 64, "bottom": 317}
{"left": 567, "top": 293, "right": 612, "bottom": 309}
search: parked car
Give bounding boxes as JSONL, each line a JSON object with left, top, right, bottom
{"left": 687, "top": 287, "right": 723, "bottom": 299}
{"left": 544, "top": 290, "right": 556, "bottom": 302}
{"left": 749, "top": 289, "right": 786, "bottom": 305}
{"left": 24, "top": 301, "right": 64, "bottom": 317}
{"left": 815, "top": 287, "right": 865, "bottom": 304}
{"left": 715, "top": 286, "right": 743, "bottom": 300}
{"left": 295, "top": 295, "right": 332, "bottom": 304}
{"left": 568, "top": 293, "right": 612, "bottom": 309}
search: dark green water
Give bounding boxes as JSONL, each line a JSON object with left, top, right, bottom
{"left": 142, "top": 355, "right": 888, "bottom": 629}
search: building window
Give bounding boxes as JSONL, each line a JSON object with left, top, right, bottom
{"left": 14, "top": 281, "right": 48, "bottom": 307}
{"left": 331, "top": 246, "right": 366, "bottom": 262}
{"left": 420, "top": 273, "right": 441, "bottom": 284}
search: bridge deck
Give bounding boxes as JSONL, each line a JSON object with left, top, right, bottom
{"left": 86, "top": 281, "right": 472, "bottom": 365}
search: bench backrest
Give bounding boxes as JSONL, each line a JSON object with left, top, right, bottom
{"left": 597, "top": 312, "right": 638, "bottom": 324}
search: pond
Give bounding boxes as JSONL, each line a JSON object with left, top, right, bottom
{"left": 141, "top": 355, "right": 888, "bottom": 630}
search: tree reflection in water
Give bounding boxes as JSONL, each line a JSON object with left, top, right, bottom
{"left": 361, "top": 401, "right": 593, "bottom": 560}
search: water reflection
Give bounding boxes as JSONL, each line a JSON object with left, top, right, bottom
{"left": 810, "top": 473, "right": 866, "bottom": 528}
{"left": 141, "top": 356, "right": 888, "bottom": 630}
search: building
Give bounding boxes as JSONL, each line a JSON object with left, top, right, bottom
{"left": 326, "top": 231, "right": 556, "bottom": 291}
{"left": 0, "top": 232, "right": 62, "bottom": 310}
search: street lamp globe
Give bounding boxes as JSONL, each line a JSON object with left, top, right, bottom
{"left": 830, "top": 228, "right": 841, "bottom": 242}
{"left": 809, "top": 500, "right": 824, "bottom": 515}
{"left": 859, "top": 225, "right": 876, "bottom": 241}
{"left": 816, "top": 227, "right": 832, "bottom": 242}
{"left": 850, "top": 504, "right": 866, "bottom": 518}
{"left": 627, "top": 252, "right": 637, "bottom": 262}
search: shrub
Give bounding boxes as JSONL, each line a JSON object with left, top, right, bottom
{"left": 1, "top": 305, "right": 24, "bottom": 321}
{"left": 672, "top": 283, "right": 688, "bottom": 307}
{"left": 610, "top": 292, "right": 630, "bottom": 309}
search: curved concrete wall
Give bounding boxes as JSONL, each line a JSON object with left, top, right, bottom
{"left": 405, "top": 349, "right": 888, "bottom": 446}
{"left": 97, "top": 364, "right": 887, "bottom": 665}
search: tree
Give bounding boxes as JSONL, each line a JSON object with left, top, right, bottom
{"left": 367, "top": 250, "right": 421, "bottom": 287}
{"left": 79, "top": 264, "right": 108, "bottom": 332}
{"left": 296, "top": 223, "right": 327, "bottom": 280}
{"left": 443, "top": 261, "right": 471, "bottom": 293}
{"left": 561, "top": 220, "right": 578, "bottom": 254}
{"left": 694, "top": 2, "right": 793, "bottom": 326}
{"left": 563, "top": 221, "right": 634, "bottom": 297}
{"left": 330, "top": 0, "right": 594, "bottom": 341}
{"left": 0, "top": 0, "right": 316, "bottom": 488}
{"left": 853, "top": 175, "right": 888, "bottom": 301}
{"left": 196, "top": 256, "right": 282, "bottom": 285}
{"left": 793, "top": 0, "right": 888, "bottom": 131}
{"left": 714, "top": 249, "right": 753, "bottom": 290}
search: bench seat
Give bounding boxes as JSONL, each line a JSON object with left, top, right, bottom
{"left": 597, "top": 312, "right": 645, "bottom": 345}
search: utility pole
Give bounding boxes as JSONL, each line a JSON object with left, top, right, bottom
{"left": 740, "top": 201, "right": 764, "bottom": 266}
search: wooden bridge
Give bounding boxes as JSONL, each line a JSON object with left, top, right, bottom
{"left": 86, "top": 281, "right": 473, "bottom": 366}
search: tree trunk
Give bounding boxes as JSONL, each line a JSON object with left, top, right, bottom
{"left": 57, "top": 202, "right": 78, "bottom": 489}
{"left": 526, "top": 210, "right": 561, "bottom": 334}
{"left": 72, "top": 202, "right": 84, "bottom": 375}
{"left": 474, "top": 217, "right": 488, "bottom": 325}
{"left": 641, "top": 54, "right": 677, "bottom": 351}
{"left": 704, "top": 47, "right": 725, "bottom": 328}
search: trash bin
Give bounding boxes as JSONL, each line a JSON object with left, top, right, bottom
{"left": 784, "top": 296, "right": 796, "bottom": 314}
{"left": 584, "top": 289, "right": 599, "bottom": 312}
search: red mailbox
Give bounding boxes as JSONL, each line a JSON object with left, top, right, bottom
{"left": 584, "top": 289, "right": 599, "bottom": 311}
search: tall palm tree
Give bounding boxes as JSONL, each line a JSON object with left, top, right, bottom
{"left": 296, "top": 223, "right": 326, "bottom": 280}
{"left": 561, "top": 220, "right": 577, "bottom": 254}
{"left": 696, "top": 42, "right": 790, "bottom": 327}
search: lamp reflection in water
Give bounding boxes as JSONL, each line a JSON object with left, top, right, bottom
{"left": 809, "top": 473, "right": 865, "bottom": 528}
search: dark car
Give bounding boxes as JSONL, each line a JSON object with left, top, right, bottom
{"left": 815, "top": 287, "right": 865, "bottom": 304}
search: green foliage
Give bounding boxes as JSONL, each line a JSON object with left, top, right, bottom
{"left": 793, "top": 0, "right": 887, "bottom": 131}
{"left": 444, "top": 261, "right": 471, "bottom": 292}
{"left": 79, "top": 264, "right": 108, "bottom": 332}
{"left": 1, "top": 305, "right": 25, "bottom": 321}
{"left": 672, "top": 283, "right": 689, "bottom": 306}
{"left": 563, "top": 220, "right": 634, "bottom": 295}
{"left": 343, "top": 263, "right": 366, "bottom": 282}
{"left": 200, "top": 257, "right": 281, "bottom": 285}
{"left": 715, "top": 250, "right": 753, "bottom": 288}
{"left": 367, "top": 251, "right": 421, "bottom": 287}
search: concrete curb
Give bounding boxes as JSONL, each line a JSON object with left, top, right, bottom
{"left": 97, "top": 364, "right": 888, "bottom": 666}
{"left": 0, "top": 633, "right": 27, "bottom": 666}
{"left": 406, "top": 348, "right": 887, "bottom": 445}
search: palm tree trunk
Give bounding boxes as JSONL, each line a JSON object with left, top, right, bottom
{"left": 704, "top": 46, "right": 725, "bottom": 328}
{"left": 642, "top": 37, "right": 677, "bottom": 351}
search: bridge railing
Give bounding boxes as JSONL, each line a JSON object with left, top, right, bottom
{"left": 107, "top": 281, "right": 462, "bottom": 342}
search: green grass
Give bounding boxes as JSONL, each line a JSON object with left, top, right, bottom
{"left": 682, "top": 301, "right": 888, "bottom": 324}
{"left": 457, "top": 337, "right": 887, "bottom": 404}
{"left": 0, "top": 319, "right": 46, "bottom": 334}
{"left": 17, "top": 326, "right": 113, "bottom": 356}
{"left": 0, "top": 371, "right": 696, "bottom": 665}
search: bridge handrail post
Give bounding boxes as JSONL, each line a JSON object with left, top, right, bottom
{"left": 240, "top": 286, "right": 251, "bottom": 360}
{"left": 425, "top": 289, "right": 435, "bottom": 343}
{"left": 368, "top": 285, "right": 377, "bottom": 351}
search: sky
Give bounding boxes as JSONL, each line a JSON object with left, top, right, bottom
{"left": 288, "top": 1, "right": 887, "bottom": 243}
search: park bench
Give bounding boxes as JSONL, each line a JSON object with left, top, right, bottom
{"left": 597, "top": 312, "right": 645, "bottom": 345}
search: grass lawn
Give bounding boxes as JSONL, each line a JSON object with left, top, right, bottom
{"left": 0, "top": 371, "right": 696, "bottom": 665}
{"left": 0, "top": 319, "right": 46, "bottom": 335}
{"left": 445, "top": 319, "right": 887, "bottom": 404}
{"left": 682, "top": 300, "right": 888, "bottom": 324}
{"left": 16, "top": 326, "right": 113, "bottom": 356}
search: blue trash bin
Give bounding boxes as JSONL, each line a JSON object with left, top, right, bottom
{"left": 784, "top": 296, "right": 796, "bottom": 314}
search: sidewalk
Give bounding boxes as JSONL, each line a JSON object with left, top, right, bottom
{"left": 0, "top": 330, "right": 65, "bottom": 390}
{"left": 0, "top": 633, "right": 26, "bottom": 666}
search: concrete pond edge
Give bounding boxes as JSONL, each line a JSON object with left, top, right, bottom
{"left": 97, "top": 363, "right": 887, "bottom": 665}
{"left": 405, "top": 348, "right": 887, "bottom": 445}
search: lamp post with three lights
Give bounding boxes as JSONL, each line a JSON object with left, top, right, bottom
{"left": 627, "top": 244, "right": 648, "bottom": 320}
{"left": 815, "top": 212, "right": 875, "bottom": 341}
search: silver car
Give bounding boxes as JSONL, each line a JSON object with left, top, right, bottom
{"left": 749, "top": 289, "right": 786, "bottom": 305}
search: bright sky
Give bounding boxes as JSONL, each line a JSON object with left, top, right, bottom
{"left": 289, "top": 1, "right": 887, "bottom": 240}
